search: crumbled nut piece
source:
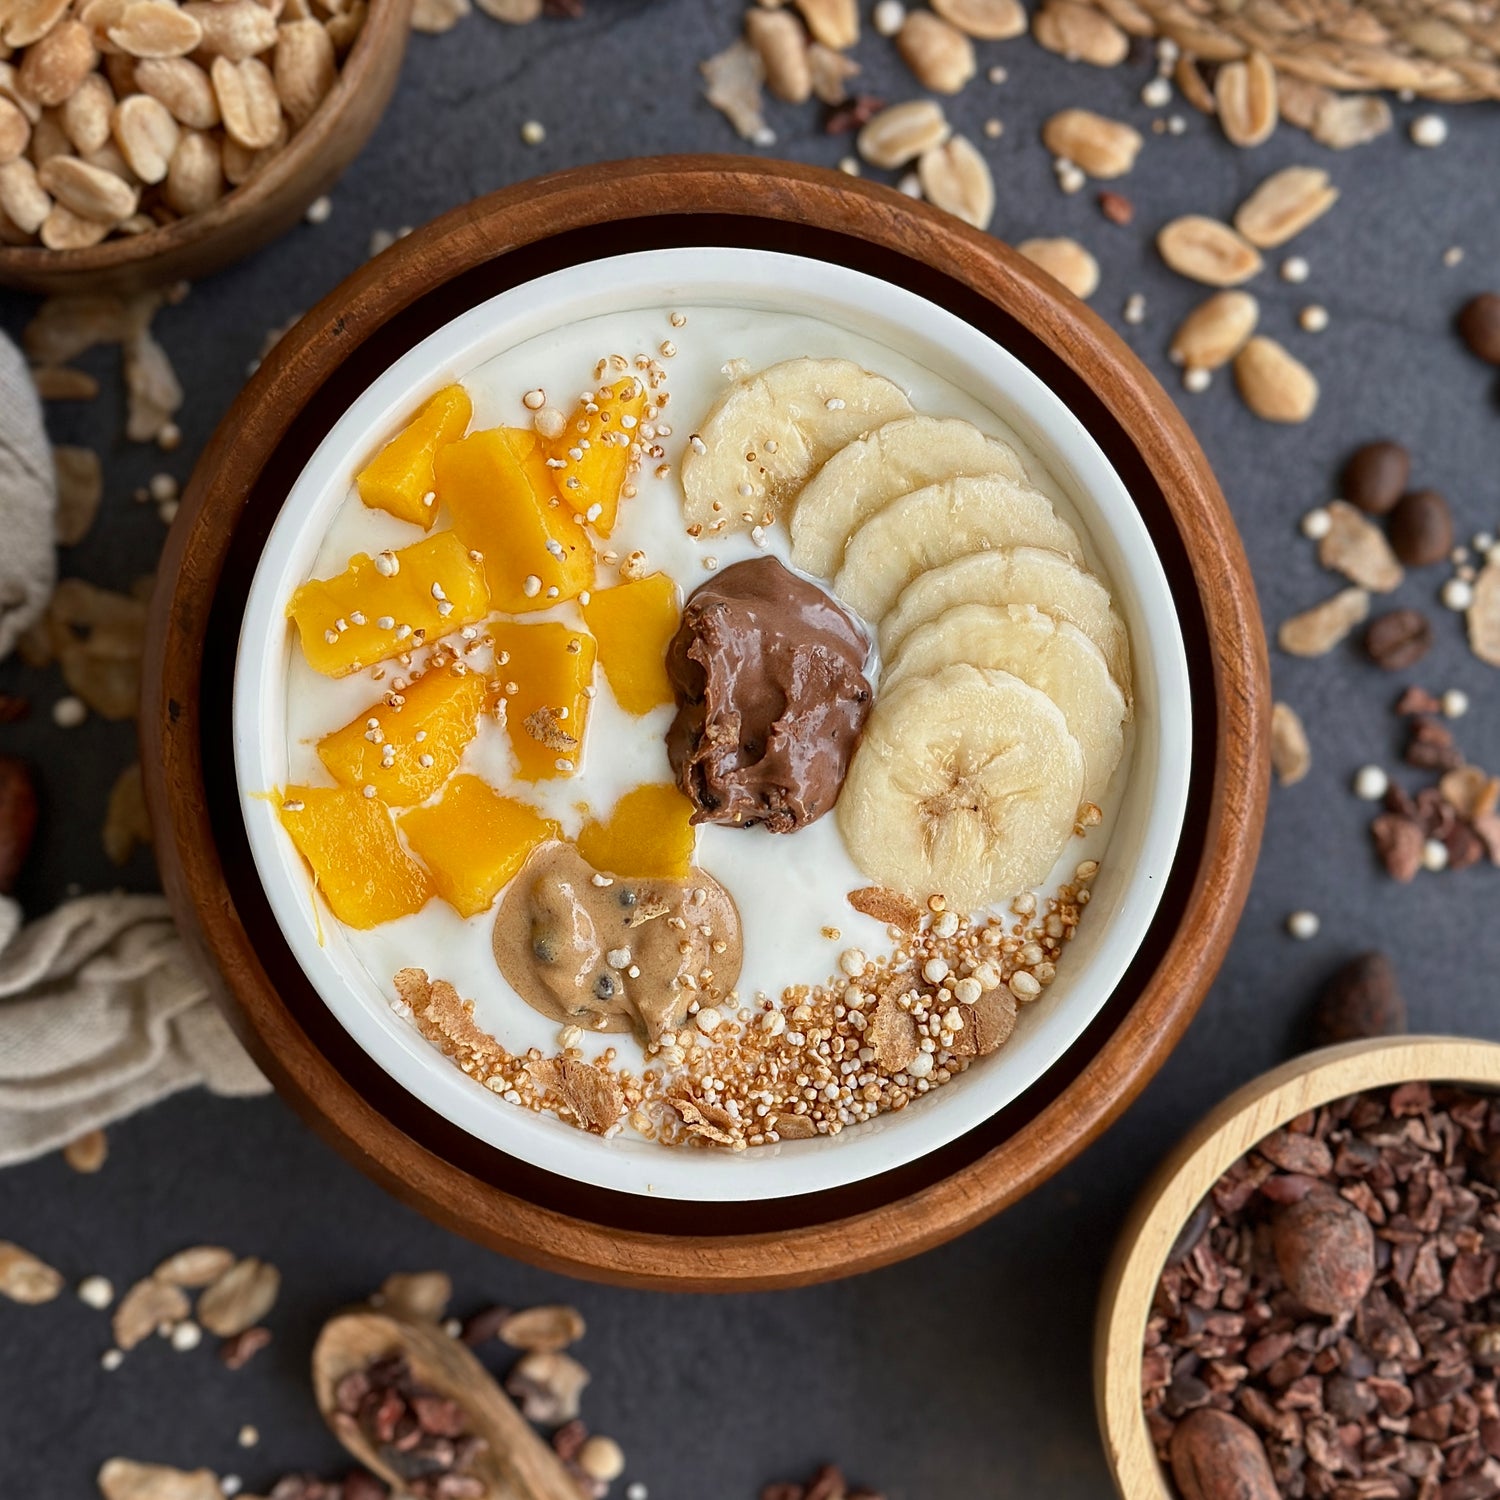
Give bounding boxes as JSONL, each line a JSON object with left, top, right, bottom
{"left": 1169, "top": 291, "right": 1258, "bottom": 371}
{"left": 497, "top": 1304, "right": 586, "bottom": 1352}
{"left": 1317, "top": 501, "right": 1403, "bottom": 592}
{"left": 897, "top": 10, "right": 974, "bottom": 93}
{"left": 62, "top": 1127, "right": 108, "bottom": 1173}
{"left": 846, "top": 885, "right": 924, "bottom": 930}
{"left": 701, "top": 38, "right": 771, "bottom": 145}
{"left": 97, "top": 1459, "right": 222, "bottom": 1500}
{"left": 1270, "top": 703, "right": 1310, "bottom": 786}
{"left": 196, "top": 1256, "right": 280, "bottom": 1337}
{"left": 917, "top": 133, "right": 992, "bottom": 229}
{"left": 153, "top": 1245, "right": 235, "bottom": 1287}
{"left": 1040, "top": 108, "right": 1141, "bottom": 178}
{"left": 377, "top": 1270, "right": 451, "bottom": 1323}
{"left": 0, "top": 1241, "right": 65, "bottom": 1304}
{"left": 103, "top": 762, "right": 152, "bottom": 865}
{"left": 1158, "top": 216, "right": 1263, "bottom": 288}
{"left": 1213, "top": 51, "right": 1277, "bottom": 149}
{"left": 113, "top": 1275, "right": 190, "bottom": 1348}
{"left": 1234, "top": 336, "right": 1319, "bottom": 423}
{"left": 1468, "top": 560, "right": 1500, "bottom": 667}
{"left": 505, "top": 1350, "right": 591, "bottom": 1424}
{"left": 1017, "top": 236, "right": 1099, "bottom": 299}
{"left": 1031, "top": 0, "right": 1126, "bottom": 65}
{"left": 53, "top": 444, "right": 102, "bottom": 545}
{"left": 1233, "top": 166, "right": 1338, "bottom": 249}
{"left": 1277, "top": 588, "right": 1369, "bottom": 657}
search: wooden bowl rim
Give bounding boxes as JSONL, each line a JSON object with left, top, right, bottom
{"left": 1094, "top": 1034, "right": 1500, "bottom": 1500}
{"left": 142, "top": 156, "right": 1271, "bottom": 1290}
{"left": 0, "top": 0, "right": 410, "bottom": 279}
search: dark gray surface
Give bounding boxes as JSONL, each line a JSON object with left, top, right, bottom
{"left": 2, "top": 5, "right": 1499, "bottom": 1493}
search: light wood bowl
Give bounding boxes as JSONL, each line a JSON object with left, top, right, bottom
{"left": 1095, "top": 1035, "right": 1500, "bottom": 1500}
{"left": 141, "top": 157, "right": 1270, "bottom": 1290}
{"left": 0, "top": 0, "right": 411, "bottom": 297}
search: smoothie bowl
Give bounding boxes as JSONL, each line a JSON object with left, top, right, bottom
{"left": 233, "top": 245, "right": 1191, "bottom": 1203}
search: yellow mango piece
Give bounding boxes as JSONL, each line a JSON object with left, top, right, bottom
{"left": 288, "top": 532, "right": 490, "bottom": 678}
{"left": 491, "top": 620, "right": 596, "bottom": 781}
{"left": 580, "top": 572, "right": 680, "bottom": 715}
{"left": 576, "top": 783, "right": 696, "bottom": 880}
{"left": 401, "top": 775, "right": 560, "bottom": 919}
{"left": 546, "top": 376, "right": 647, "bottom": 537}
{"left": 355, "top": 384, "right": 473, "bottom": 529}
{"left": 277, "top": 784, "right": 431, "bottom": 929}
{"left": 317, "top": 663, "right": 489, "bottom": 807}
{"left": 435, "top": 428, "right": 594, "bottom": 613}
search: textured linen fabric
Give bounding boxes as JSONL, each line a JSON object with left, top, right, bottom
{"left": 0, "top": 330, "right": 56, "bottom": 662}
{"left": 0, "top": 892, "right": 269, "bottom": 1166}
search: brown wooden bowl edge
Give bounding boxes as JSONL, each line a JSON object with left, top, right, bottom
{"left": 142, "top": 158, "right": 1271, "bottom": 1290}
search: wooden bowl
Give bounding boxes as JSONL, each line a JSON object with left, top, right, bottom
{"left": 1095, "top": 1035, "right": 1500, "bottom": 1499}
{"left": 0, "top": 0, "right": 411, "bottom": 297}
{"left": 140, "top": 156, "right": 1270, "bottom": 1290}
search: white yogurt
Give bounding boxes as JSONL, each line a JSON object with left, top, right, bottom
{"left": 280, "top": 303, "right": 1131, "bottom": 1071}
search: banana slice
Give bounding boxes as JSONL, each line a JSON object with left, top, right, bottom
{"left": 680, "top": 357, "right": 913, "bottom": 536}
{"left": 788, "top": 415, "right": 1027, "bottom": 579}
{"left": 883, "top": 603, "right": 1127, "bottom": 805}
{"left": 838, "top": 663, "right": 1084, "bottom": 909}
{"left": 833, "top": 477, "right": 1083, "bottom": 624}
{"left": 880, "top": 545, "right": 1131, "bottom": 695}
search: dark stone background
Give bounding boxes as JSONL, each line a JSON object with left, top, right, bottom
{"left": 2, "top": 3, "right": 1498, "bottom": 1492}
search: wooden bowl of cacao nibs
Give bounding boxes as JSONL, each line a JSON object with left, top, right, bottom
{"left": 0, "top": 0, "right": 411, "bottom": 296}
{"left": 1096, "top": 1036, "right": 1500, "bottom": 1500}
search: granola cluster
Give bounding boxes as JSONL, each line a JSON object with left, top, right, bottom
{"left": 399, "top": 865, "right": 1093, "bottom": 1150}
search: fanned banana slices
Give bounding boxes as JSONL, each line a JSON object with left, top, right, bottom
{"left": 680, "top": 355, "right": 1133, "bottom": 912}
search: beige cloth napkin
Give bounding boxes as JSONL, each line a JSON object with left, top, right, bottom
{"left": 0, "top": 893, "right": 269, "bottom": 1166}
{"left": 0, "top": 326, "right": 269, "bottom": 1166}
{"left": 0, "top": 327, "right": 56, "bottom": 658}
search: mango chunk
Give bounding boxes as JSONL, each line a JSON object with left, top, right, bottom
{"left": 288, "top": 532, "right": 490, "bottom": 678}
{"left": 435, "top": 428, "right": 594, "bottom": 613}
{"left": 317, "top": 663, "right": 489, "bottom": 806}
{"left": 576, "top": 783, "right": 696, "bottom": 880}
{"left": 581, "top": 572, "right": 680, "bottom": 715}
{"left": 401, "top": 775, "right": 559, "bottom": 919}
{"left": 491, "top": 620, "right": 596, "bottom": 781}
{"left": 546, "top": 377, "right": 648, "bottom": 537}
{"left": 355, "top": 384, "right": 472, "bottom": 529}
{"left": 277, "top": 784, "right": 432, "bottom": 929}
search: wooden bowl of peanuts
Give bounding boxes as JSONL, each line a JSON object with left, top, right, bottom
{"left": 0, "top": 0, "right": 411, "bottom": 295}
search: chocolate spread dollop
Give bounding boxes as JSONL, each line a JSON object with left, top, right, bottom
{"left": 666, "top": 555, "right": 872, "bottom": 833}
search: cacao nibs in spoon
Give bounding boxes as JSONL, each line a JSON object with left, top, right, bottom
{"left": 1388, "top": 487, "right": 1454, "bottom": 566}
{"left": 1341, "top": 439, "right": 1410, "bottom": 515}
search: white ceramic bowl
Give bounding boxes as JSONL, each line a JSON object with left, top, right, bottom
{"left": 234, "top": 247, "right": 1191, "bottom": 1202}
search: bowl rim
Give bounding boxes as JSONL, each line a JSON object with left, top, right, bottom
{"left": 230, "top": 244, "right": 1193, "bottom": 1203}
{"left": 1093, "top": 1035, "right": 1500, "bottom": 1500}
{"left": 141, "top": 156, "right": 1269, "bottom": 1288}
{"left": 0, "top": 0, "right": 410, "bottom": 280}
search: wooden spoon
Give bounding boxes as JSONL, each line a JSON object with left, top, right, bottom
{"left": 311, "top": 1308, "right": 581, "bottom": 1500}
